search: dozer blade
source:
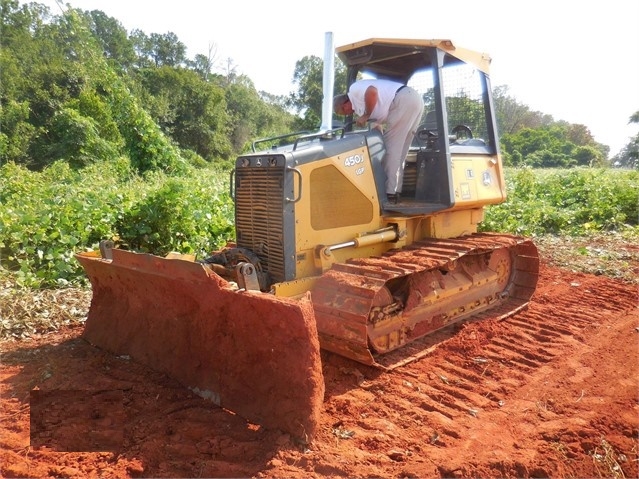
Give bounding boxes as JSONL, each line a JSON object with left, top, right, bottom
{"left": 312, "top": 233, "right": 540, "bottom": 370}
{"left": 75, "top": 249, "right": 325, "bottom": 441}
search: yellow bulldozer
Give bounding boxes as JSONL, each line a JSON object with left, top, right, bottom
{"left": 76, "top": 37, "right": 539, "bottom": 442}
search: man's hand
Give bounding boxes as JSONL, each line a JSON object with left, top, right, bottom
{"left": 356, "top": 114, "right": 370, "bottom": 127}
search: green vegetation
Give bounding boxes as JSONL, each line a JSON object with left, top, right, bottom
{"left": 1, "top": 2, "right": 637, "bottom": 291}
{"left": 481, "top": 168, "right": 639, "bottom": 236}
{"left": 0, "top": 160, "right": 234, "bottom": 287}
{"left": 0, "top": 1, "right": 296, "bottom": 171}
{"left": 3, "top": 2, "right": 637, "bottom": 173}
{"left": 1, "top": 162, "right": 636, "bottom": 289}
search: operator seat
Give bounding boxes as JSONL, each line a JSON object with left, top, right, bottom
{"left": 412, "top": 111, "right": 438, "bottom": 149}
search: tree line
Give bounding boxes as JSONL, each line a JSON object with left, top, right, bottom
{"left": 1, "top": 1, "right": 637, "bottom": 172}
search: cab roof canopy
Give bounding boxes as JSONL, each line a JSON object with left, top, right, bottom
{"left": 336, "top": 38, "right": 492, "bottom": 83}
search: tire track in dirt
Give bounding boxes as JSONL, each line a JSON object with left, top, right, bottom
{"left": 323, "top": 269, "right": 637, "bottom": 450}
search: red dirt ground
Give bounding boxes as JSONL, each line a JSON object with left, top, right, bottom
{"left": 1, "top": 263, "right": 638, "bottom": 479}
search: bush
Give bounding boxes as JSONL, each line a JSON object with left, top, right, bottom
{"left": 0, "top": 161, "right": 137, "bottom": 287}
{"left": 0, "top": 161, "right": 234, "bottom": 288}
{"left": 115, "top": 171, "right": 234, "bottom": 257}
{"left": 481, "top": 168, "right": 639, "bottom": 235}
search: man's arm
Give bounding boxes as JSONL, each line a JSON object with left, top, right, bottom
{"left": 356, "top": 86, "right": 379, "bottom": 126}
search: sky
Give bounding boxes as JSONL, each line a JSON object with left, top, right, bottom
{"left": 40, "top": 0, "right": 639, "bottom": 157}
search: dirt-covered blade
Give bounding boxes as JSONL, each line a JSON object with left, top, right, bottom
{"left": 75, "top": 249, "right": 325, "bottom": 441}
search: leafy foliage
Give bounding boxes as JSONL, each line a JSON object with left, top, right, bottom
{"left": 115, "top": 172, "right": 234, "bottom": 256}
{"left": 0, "top": 3, "right": 187, "bottom": 174}
{"left": 289, "top": 55, "right": 347, "bottom": 130}
{"left": 2, "top": 1, "right": 634, "bottom": 173}
{"left": 82, "top": 9, "right": 136, "bottom": 69}
{"left": 1, "top": 158, "right": 635, "bottom": 290}
{"left": 0, "top": 160, "right": 133, "bottom": 287}
{"left": 0, "top": 2, "right": 294, "bottom": 173}
{"left": 133, "top": 66, "right": 232, "bottom": 161}
{"left": 480, "top": 168, "right": 639, "bottom": 235}
{"left": 45, "top": 107, "right": 119, "bottom": 167}
{"left": 493, "top": 86, "right": 610, "bottom": 167}
{"left": 500, "top": 125, "right": 606, "bottom": 168}
{"left": 611, "top": 110, "right": 639, "bottom": 169}
{"left": 0, "top": 160, "right": 234, "bottom": 288}
{"left": 225, "top": 77, "right": 297, "bottom": 153}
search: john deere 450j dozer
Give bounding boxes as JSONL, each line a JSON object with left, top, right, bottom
{"left": 76, "top": 37, "right": 539, "bottom": 441}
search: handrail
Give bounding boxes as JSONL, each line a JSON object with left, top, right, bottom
{"left": 251, "top": 131, "right": 310, "bottom": 152}
{"left": 252, "top": 123, "right": 359, "bottom": 152}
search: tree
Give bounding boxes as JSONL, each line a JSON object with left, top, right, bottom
{"left": 188, "top": 42, "right": 217, "bottom": 81}
{"left": 129, "top": 29, "right": 153, "bottom": 69}
{"left": 0, "top": 100, "right": 36, "bottom": 164}
{"left": 0, "top": 2, "right": 186, "bottom": 172}
{"left": 83, "top": 10, "right": 135, "bottom": 70}
{"left": 611, "top": 111, "right": 639, "bottom": 169}
{"left": 493, "top": 85, "right": 554, "bottom": 136}
{"left": 45, "top": 107, "right": 118, "bottom": 168}
{"left": 134, "top": 66, "right": 232, "bottom": 161}
{"left": 495, "top": 87, "right": 608, "bottom": 168}
{"left": 8, "top": 3, "right": 619, "bottom": 174}
{"left": 0, "top": 0, "right": 90, "bottom": 168}
{"left": 500, "top": 126, "right": 585, "bottom": 168}
{"left": 288, "top": 55, "right": 347, "bottom": 131}
{"left": 224, "top": 76, "right": 296, "bottom": 153}
{"left": 149, "top": 32, "right": 186, "bottom": 67}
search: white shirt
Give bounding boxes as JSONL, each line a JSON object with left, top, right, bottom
{"left": 347, "top": 79, "right": 404, "bottom": 123}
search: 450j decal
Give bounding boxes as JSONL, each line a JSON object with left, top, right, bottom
{"left": 344, "top": 154, "right": 364, "bottom": 167}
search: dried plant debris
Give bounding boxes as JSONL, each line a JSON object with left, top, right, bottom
{"left": 0, "top": 282, "right": 90, "bottom": 340}
{"left": 533, "top": 232, "right": 638, "bottom": 284}
{"left": 592, "top": 438, "right": 627, "bottom": 479}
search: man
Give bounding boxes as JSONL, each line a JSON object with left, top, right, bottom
{"left": 333, "top": 79, "right": 423, "bottom": 204}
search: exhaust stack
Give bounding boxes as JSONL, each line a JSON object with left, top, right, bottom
{"left": 319, "top": 31, "right": 334, "bottom": 132}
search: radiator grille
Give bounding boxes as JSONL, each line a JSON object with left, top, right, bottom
{"left": 234, "top": 167, "right": 286, "bottom": 283}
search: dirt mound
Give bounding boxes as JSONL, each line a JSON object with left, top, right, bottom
{"left": 1, "top": 263, "right": 637, "bottom": 478}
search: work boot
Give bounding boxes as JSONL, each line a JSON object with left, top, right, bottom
{"left": 386, "top": 193, "right": 398, "bottom": 204}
